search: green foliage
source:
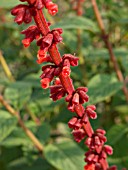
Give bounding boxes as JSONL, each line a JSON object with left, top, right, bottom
{"left": 44, "top": 141, "right": 85, "bottom": 170}
{"left": 51, "top": 16, "right": 98, "bottom": 32}
{"left": 0, "top": 0, "right": 20, "bottom": 8}
{"left": 0, "top": 111, "right": 17, "bottom": 142}
{"left": 4, "top": 82, "right": 32, "bottom": 110}
{"left": 87, "top": 74, "right": 123, "bottom": 104}
{"left": 0, "top": 0, "right": 128, "bottom": 169}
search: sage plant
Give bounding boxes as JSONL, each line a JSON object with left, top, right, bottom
{"left": 11, "top": 0, "right": 117, "bottom": 169}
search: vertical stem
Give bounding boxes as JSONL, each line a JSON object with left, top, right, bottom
{"left": 91, "top": 0, "right": 128, "bottom": 102}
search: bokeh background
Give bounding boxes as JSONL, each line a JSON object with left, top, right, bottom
{"left": 0, "top": 0, "right": 128, "bottom": 169}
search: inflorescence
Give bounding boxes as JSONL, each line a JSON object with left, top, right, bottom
{"left": 11, "top": 0, "right": 117, "bottom": 169}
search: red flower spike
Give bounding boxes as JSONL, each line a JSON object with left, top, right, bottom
{"left": 84, "top": 164, "right": 95, "bottom": 170}
{"left": 11, "top": 0, "right": 116, "bottom": 169}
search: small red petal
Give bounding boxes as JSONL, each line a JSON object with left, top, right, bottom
{"left": 62, "top": 66, "right": 71, "bottom": 77}
{"left": 84, "top": 164, "right": 95, "bottom": 170}
{"left": 40, "top": 78, "right": 50, "bottom": 89}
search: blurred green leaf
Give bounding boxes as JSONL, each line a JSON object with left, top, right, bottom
{"left": 107, "top": 124, "right": 128, "bottom": 145}
{"left": 36, "top": 123, "right": 51, "bottom": 144}
{"left": 51, "top": 16, "right": 98, "bottom": 32}
{"left": 8, "top": 158, "right": 55, "bottom": 170}
{"left": 0, "top": 111, "right": 17, "bottom": 142}
{"left": 87, "top": 74, "right": 123, "bottom": 104}
{"left": 4, "top": 82, "right": 32, "bottom": 110}
{"left": 0, "top": 0, "right": 23, "bottom": 8}
{"left": 44, "top": 141, "right": 85, "bottom": 170}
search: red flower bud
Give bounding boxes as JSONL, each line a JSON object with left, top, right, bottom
{"left": 62, "top": 66, "right": 71, "bottom": 77}
{"left": 84, "top": 164, "right": 95, "bottom": 170}
{"left": 104, "top": 145, "right": 113, "bottom": 155}
{"left": 40, "top": 77, "right": 51, "bottom": 89}
{"left": 68, "top": 117, "right": 78, "bottom": 128}
{"left": 72, "top": 93, "right": 79, "bottom": 105}
{"left": 45, "top": 2, "right": 58, "bottom": 15}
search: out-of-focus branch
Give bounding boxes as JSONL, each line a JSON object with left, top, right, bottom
{"left": 91, "top": 0, "right": 128, "bottom": 102}
{"left": 0, "top": 95, "right": 43, "bottom": 153}
{"left": 0, "top": 51, "right": 15, "bottom": 82}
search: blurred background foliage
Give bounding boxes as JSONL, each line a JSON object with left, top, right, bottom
{"left": 0, "top": 0, "right": 128, "bottom": 169}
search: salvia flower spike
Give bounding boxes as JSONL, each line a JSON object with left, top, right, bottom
{"left": 11, "top": 0, "right": 120, "bottom": 169}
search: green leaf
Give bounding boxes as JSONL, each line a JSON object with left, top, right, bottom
{"left": 44, "top": 141, "right": 85, "bottom": 170}
{"left": 51, "top": 16, "right": 98, "bottom": 32}
{"left": 106, "top": 124, "right": 128, "bottom": 145}
{"left": 87, "top": 74, "right": 123, "bottom": 104}
{"left": 115, "top": 105, "right": 128, "bottom": 114}
{"left": 36, "top": 123, "right": 51, "bottom": 144}
{"left": 8, "top": 158, "right": 55, "bottom": 170}
{"left": 0, "top": 111, "right": 17, "bottom": 142}
{"left": 86, "top": 48, "right": 128, "bottom": 60}
{"left": 4, "top": 81, "right": 32, "bottom": 110}
{"left": 0, "top": 0, "right": 23, "bottom": 8}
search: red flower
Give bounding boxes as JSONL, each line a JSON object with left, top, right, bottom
{"left": 84, "top": 164, "right": 95, "bottom": 170}
{"left": 11, "top": 4, "right": 32, "bottom": 25}
{"left": 45, "top": 2, "right": 58, "bottom": 15}
{"left": 21, "top": 25, "right": 40, "bottom": 47}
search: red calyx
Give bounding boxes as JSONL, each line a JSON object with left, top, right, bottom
{"left": 45, "top": 2, "right": 58, "bottom": 15}
{"left": 11, "top": 4, "right": 32, "bottom": 25}
{"left": 21, "top": 25, "right": 40, "bottom": 47}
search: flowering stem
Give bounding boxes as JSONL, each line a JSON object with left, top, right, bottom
{"left": 91, "top": 0, "right": 128, "bottom": 102}
{"left": 11, "top": 0, "right": 117, "bottom": 169}
{"left": 0, "top": 95, "right": 44, "bottom": 153}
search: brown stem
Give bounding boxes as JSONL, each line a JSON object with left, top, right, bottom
{"left": 0, "top": 95, "right": 43, "bottom": 153}
{"left": 91, "top": 0, "right": 128, "bottom": 102}
{"left": 0, "top": 51, "right": 15, "bottom": 82}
